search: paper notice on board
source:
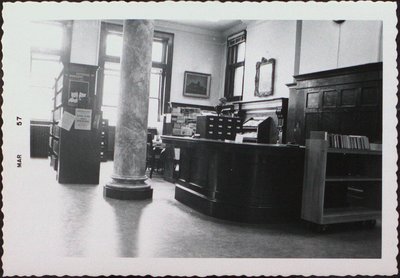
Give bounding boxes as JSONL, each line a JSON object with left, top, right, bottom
{"left": 74, "top": 108, "right": 92, "bottom": 130}
{"left": 165, "top": 114, "right": 172, "bottom": 123}
{"left": 59, "top": 111, "right": 75, "bottom": 131}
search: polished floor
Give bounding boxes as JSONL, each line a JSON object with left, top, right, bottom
{"left": 4, "top": 159, "right": 381, "bottom": 259}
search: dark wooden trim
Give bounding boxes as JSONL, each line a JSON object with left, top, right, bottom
{"left": 294, "top": 62, "right": 382, "bottom": 81}
{"left": 228, "top": 97, "right": 287, "bottom": 105}
{"left": 224, "top": 30, "right": 247, "bottom": 102}
{"left": 154, "top": 31, "right": 174, "bottom": 114}
{"left": 97, "top": 23, "right": 174, "bottom": 116}
{"left": 97, "top": 22, "right": 124, "bottom": 111}
{"left": 170, "top": 102, "right": 215, "bottom": 111}
{"left": 30, "top": 120, "right": 52, "bottom": 126}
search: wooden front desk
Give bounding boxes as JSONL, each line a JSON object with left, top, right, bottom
{"left": 162, "top": 136, "right": 305, "bottom": 223}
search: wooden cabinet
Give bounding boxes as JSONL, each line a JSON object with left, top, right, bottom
{"left": 287, "top": 63, "right": 382, "bottom": 145}
{"left": 301, "top": 137, "right": 381, "bottom": 229}
{"left": 49, "top": 63, "right": 101, "bottom": 184}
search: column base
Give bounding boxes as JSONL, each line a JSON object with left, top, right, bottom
{"left": 104, "top": 179, "right": 153, "bottom": 200}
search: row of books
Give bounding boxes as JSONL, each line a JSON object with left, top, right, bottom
{"left": 310, "top": 131, "right": 370, "bottom": 150}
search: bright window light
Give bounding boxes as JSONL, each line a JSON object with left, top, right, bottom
{"left": 152, "top": 41, "right": 164, "bottom": 63}
{"left": 29, "top": 22, "right": 64, "bottom": 51}
{"left": 233, "top": 66, "right": 244, "bottom": 96}
{"left": 30, "top": 57, "right": 63, "bottom": 88}
{"left": 106, "top": 34, "right": 123, "bottom": 57}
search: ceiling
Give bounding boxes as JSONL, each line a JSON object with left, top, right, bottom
{"left": 165, "top": 20, "right": 243, "bottom": 32}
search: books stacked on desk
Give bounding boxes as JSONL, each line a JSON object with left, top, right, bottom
{"left": 310, "top": 131, "right": 370, "bottom": 150}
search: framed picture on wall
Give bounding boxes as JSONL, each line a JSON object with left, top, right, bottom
{"left": 183, "top": 71, "right": 211, "bottom": 98}
{"left": 254, "top": 58, "right": 275, "bottom": 97}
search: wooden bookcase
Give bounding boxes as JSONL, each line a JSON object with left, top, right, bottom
{"left": 49, "top": 63, "right": 101, "bottom": 184}
{"left": 301, "top": 138, "right": 381, "bottom": 230}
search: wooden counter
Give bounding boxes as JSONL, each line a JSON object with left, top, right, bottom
{"left": 161, "top": 135, "right": 305, "bottom": 223}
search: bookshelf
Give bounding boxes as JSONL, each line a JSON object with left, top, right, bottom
{"left": 49, "top": 63, "right": 101, "bottom": 184}
{"left": 301, "top": 133, "right": 381, "bottom": 231}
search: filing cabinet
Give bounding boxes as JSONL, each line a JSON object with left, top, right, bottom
{"left": 196, "top": 115, "right": 242, "bottom": 140}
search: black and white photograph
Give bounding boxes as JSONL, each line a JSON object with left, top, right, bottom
{"left": 1, "top": 1, "right": 398, "bottom": 277}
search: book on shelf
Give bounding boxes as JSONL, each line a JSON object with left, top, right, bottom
{"left": 310, "top": 131, "right": 371, "bottom": 150}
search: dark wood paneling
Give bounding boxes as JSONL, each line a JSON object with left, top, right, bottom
{"left": 320, "top": 112, "right": 340, "bottom": 134}
{"left": 304, "top": 113, "right": 319, "bottom": 141}
{"left": 306, "top": 92, "right": 319, "bottom": 109}
{"left": 322, "top": 90, "right": 338, "bottom": 108}
{"left": 361, "top": 87, "right": 379, "bottom": 106}
{"left": 340, "top": 88, "right": 358, "bottom": 107}
{"left": 286, "top": 84, "right": 305, "bottom": 144}
{"left": 286, "top": 62, "right": 382, "bottom": 145}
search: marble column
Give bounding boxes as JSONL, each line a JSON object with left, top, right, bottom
{"left": 104, "top": 20, "right": 154, "bottom": 200}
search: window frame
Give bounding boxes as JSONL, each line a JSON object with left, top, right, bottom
{"left": 29, "top": 20, "right": 72, "bottom": 64}
{"left": 97, "top": 22, "right": 174, "bottom": 124}
{"left": 224, "top": 30, "right": 246, "bottom": 102}
{"left": 28, "top": 20, "right": 72, "bottom": 120}
{"left": 152, "top": 31, "right": 174, "bottom": 115}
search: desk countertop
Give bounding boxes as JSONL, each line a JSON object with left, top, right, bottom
{"left": 161, "top": 135, "right": 305, "bottom": 153}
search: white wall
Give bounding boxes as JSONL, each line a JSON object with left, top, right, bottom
{"left": 67, "top": 20, "right": 383, "bottom": 107}
{"left": 69, "top": 20, "right": 225, "bottom": 108}
{"left": 338, "top": 20, "right": 382, "bottom": 68}
{"left": 70, "top": 20, "right": 100, "bottom": 66}
{"left": 299, "top": 20, "right": 382, "bottom": 74}
{"left": 242, "top": 21, "right": 297, "bottom": 101}
{"left": 155, "top": 21, "right": 225, "bottom": 107}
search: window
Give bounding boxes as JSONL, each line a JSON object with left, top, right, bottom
{"left": 224, "top": 30, "right": 246, "bottom": 101}
{"left": 98, "top": 23, "right": 123, "bottom": 125}
{"left": 150, "top": 32, "right": 174, "bottom": 126}
{"left": 28, "top": 21, "right": 70, "bottom": 120}
{"left": 98, "top": 23, "right": 173, "bottom": 128}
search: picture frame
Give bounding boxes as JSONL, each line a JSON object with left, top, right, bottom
{"left": 183, "top": 71, "right": 211, "bottom": 98}
{"left": 254, "top": 57, "right": 275, "bottom": 97}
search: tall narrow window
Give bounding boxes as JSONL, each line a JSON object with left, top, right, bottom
{"left": 149, "top": 32, "right": 174, "bottom": 128}
{"left": 98, "top": 23, "right": 122, "bottom": 126}
{"left": 98, "top": 23, "right": 173, "bottom": 128}
{"left": 224, "top": 30, "right": 246, "bottom": 101}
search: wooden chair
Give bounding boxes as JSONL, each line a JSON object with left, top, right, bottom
{"left": 146, "top": 131, "right": 165, "bottom": 178}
